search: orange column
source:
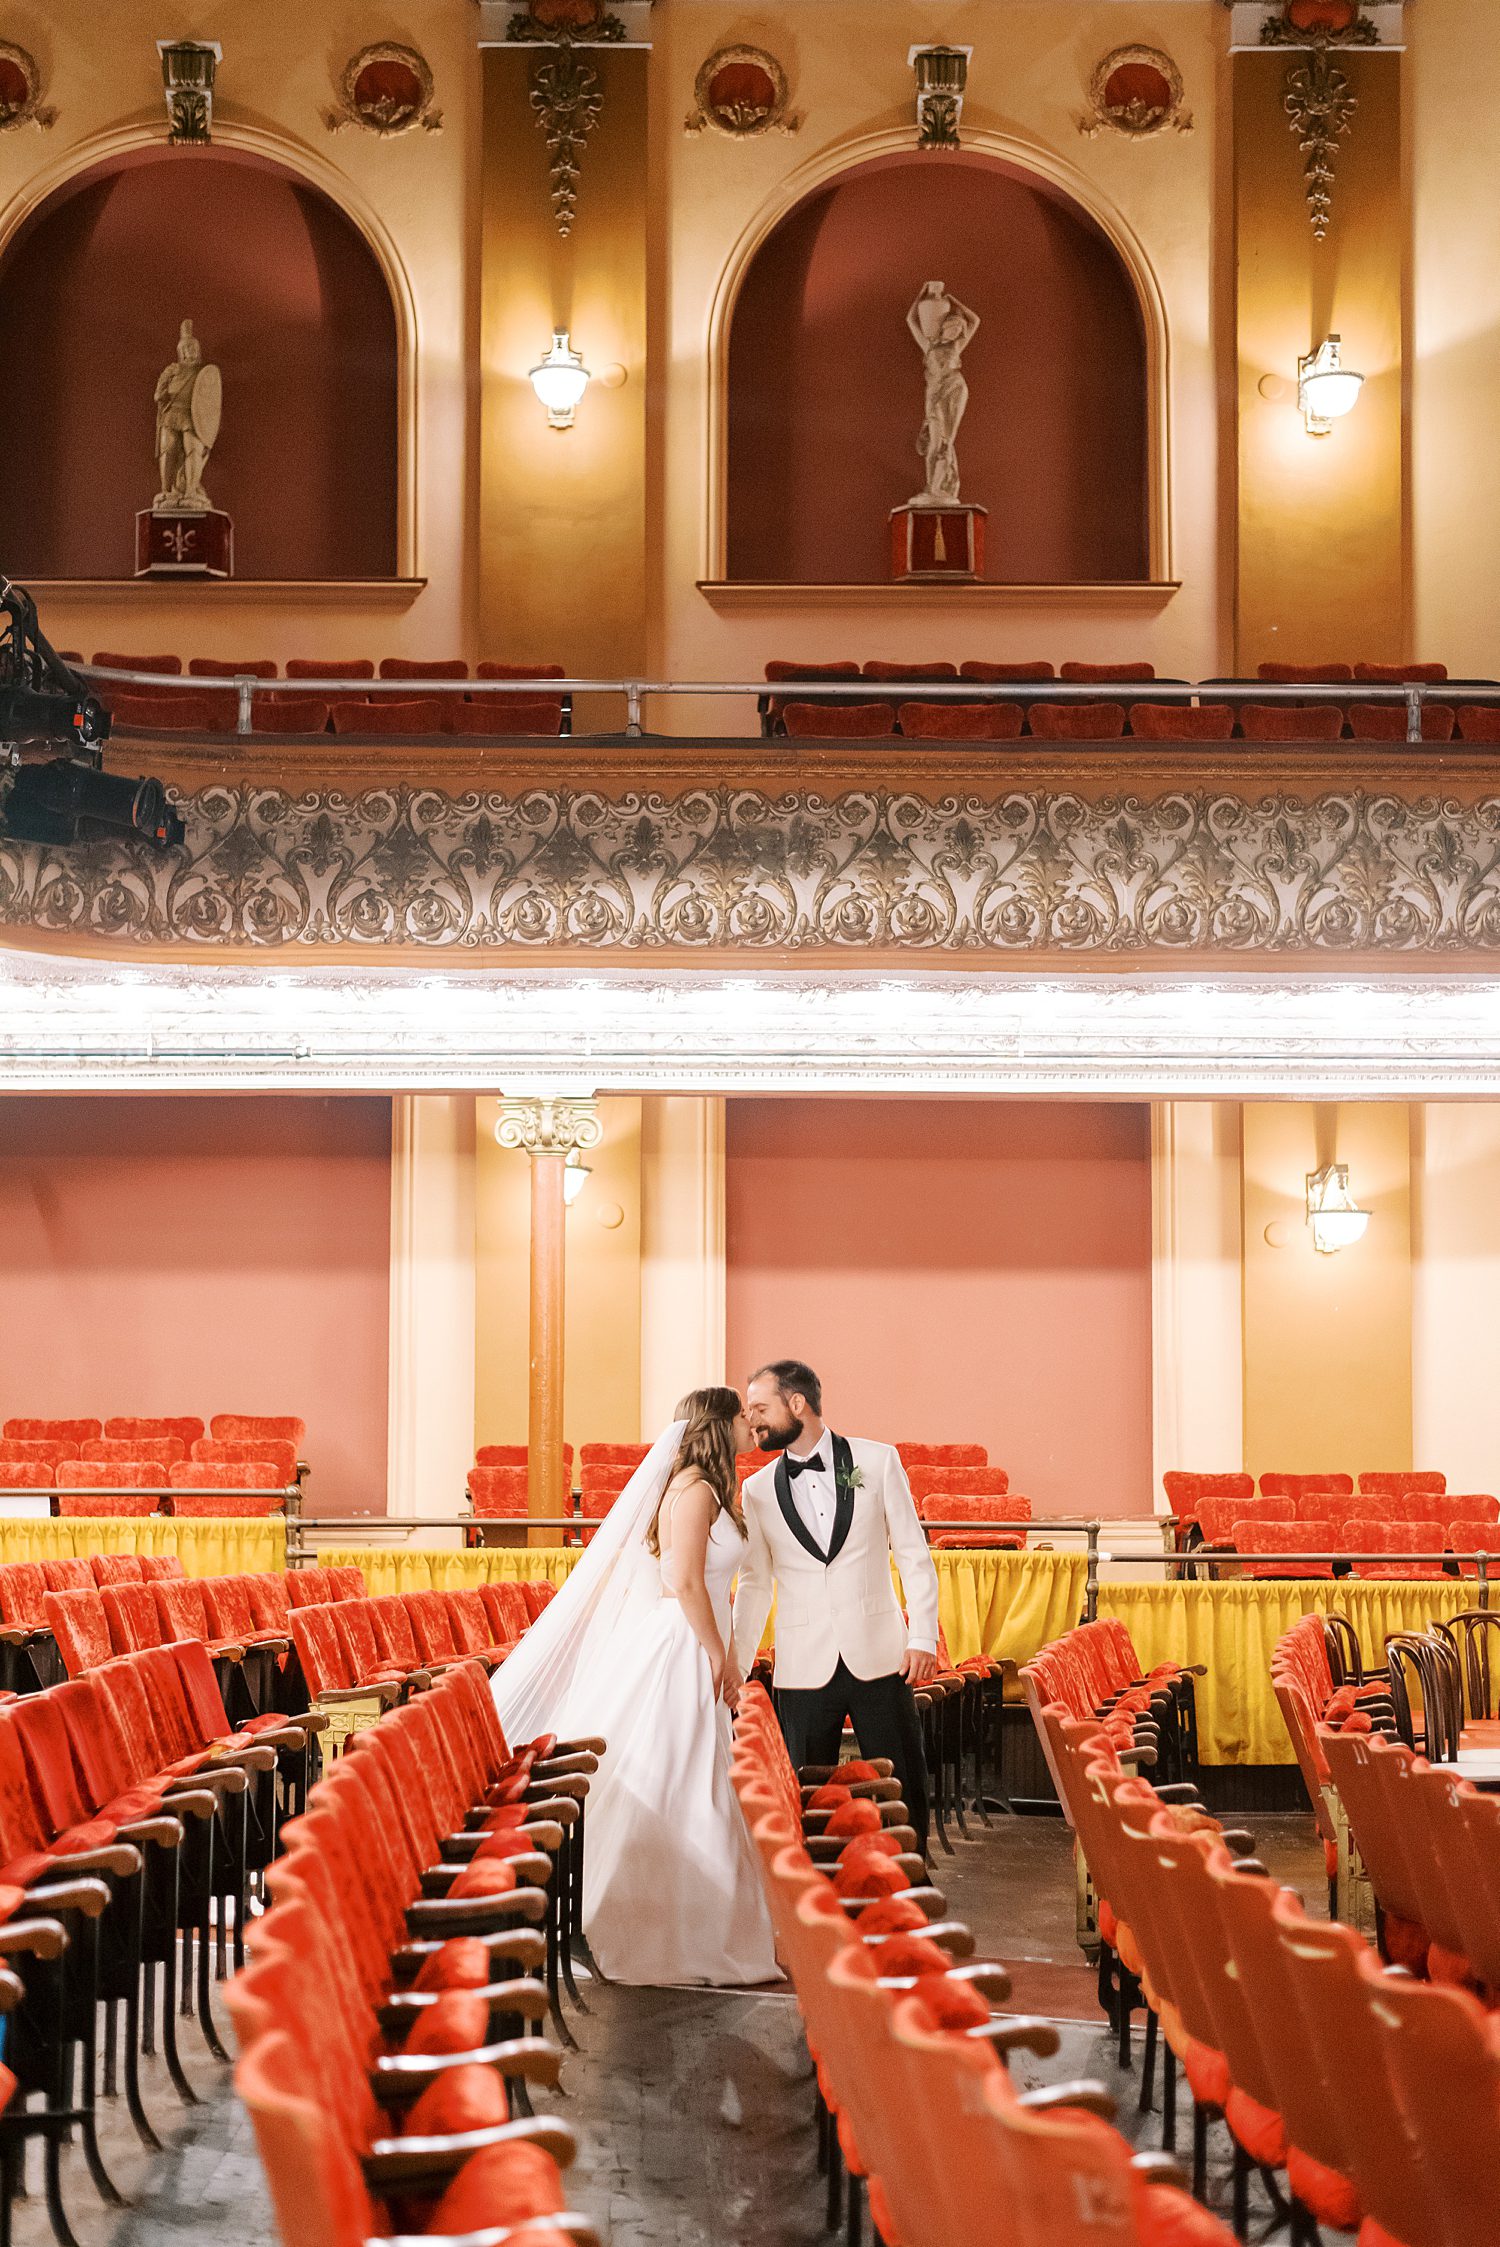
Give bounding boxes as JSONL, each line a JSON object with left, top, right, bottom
{"left": 528, "top": 1150, "right": 567, "bottom": 1535}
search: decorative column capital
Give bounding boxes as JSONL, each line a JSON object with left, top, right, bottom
{"left": 496, "top": 1094, "right": 603, "bottom": 1158}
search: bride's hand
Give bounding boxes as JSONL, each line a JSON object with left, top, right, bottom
{"left": 722, "top": 1652, "right": 744, "bottom": 1712}
{"left": 708, "top": 1650, "right": 726, "bottom": 1703}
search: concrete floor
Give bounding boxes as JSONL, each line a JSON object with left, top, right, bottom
{"left": 8, "top": 1807, "right": 1326, "bottom": 2247}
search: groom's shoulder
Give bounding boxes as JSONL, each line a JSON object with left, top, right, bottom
{"left": 842, "top": 1434, "right": 899, "bottom": 1470}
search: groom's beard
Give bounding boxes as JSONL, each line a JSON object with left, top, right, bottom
{"left": 756, "top": 1416, "right": 804, "bottom": 1454}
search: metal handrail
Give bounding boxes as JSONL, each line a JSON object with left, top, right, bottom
{"left": 76, "top": 665, "right": 1498, "bottom": 744}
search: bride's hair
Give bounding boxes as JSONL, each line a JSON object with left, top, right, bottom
{"left": 647, "top": 1385, "right": 748, "bottom": 1556}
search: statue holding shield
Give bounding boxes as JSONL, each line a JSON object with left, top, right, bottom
{"left": 153, "top": 319, "right": 221, "bottom": 512}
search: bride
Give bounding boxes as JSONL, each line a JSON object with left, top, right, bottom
{"left": 490, "top": 1388, "right": 778, "bottom": 1987}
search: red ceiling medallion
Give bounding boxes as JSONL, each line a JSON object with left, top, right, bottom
{"left": 1079, "top": 46, "right": 1192, "bottom": 139}
{"left": 685, "top": 46, "right": 800, "bottom": 139}
{"left": 0, "top": 44, "right": 54, "bottom": 133}
{"left": 324, "top": 44, "right": 442, "bottom": 136}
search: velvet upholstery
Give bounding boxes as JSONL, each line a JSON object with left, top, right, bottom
{"left": 188, "top": 657, "right": 277, "bottom": 679}
{"left": 1352, "top": 662, "right": 1449, "bottom": 683}
{"left": 251, "top": 697, "right": 330, "bottom": 735}
{"left": 1346, "top": 702, "right": 1455, "bottom": 742}
{"left": 1060, "top": 661, "right": 1156, "bottom": 682}
{"left": 1238, "top": 703, "right": 1346, "bottom": 741}
{"left": 104, "top": 1416, "right": 205, "bottom": 1448}
{"left": 1456, "top": 705, "right": 1500, "bottom": 743}
{"left": 958, "top": 660, "right": 1055, "bottom": 682}
{"left": 284, "top": 659, "right": 374, "bottom": 681}
{"left": 4, "top": 1419, "right": 100, "bottom": 1446}
{"left": 91, "top": 652, "right": 181, "bottom": 675}
{"left": 1256, "top": 662, "right": 1354, "bottom": 684}
{"left": 379, "top": 658, "right": 468, "bottom": 679}
{"left": 107, "top": 691, "right": 236, "bottom": 733}
{"left": 446, "top": 696, "right": 563, "bottom": 735}
{"left": 860, "top": 660, "right": 958, "bottom": 681}
{"left": 1128, "top": 703, "right": 1235, "bottom": 741}
{"left": 897, "top": 701, "right": 1023, "bottom": 739}
{"left": 1027, "top": 702, "right": 1126, "bottom": 740}
{"left": 781, "top": 702, "right": 896, "bottom": 738}
{"left": 330, "top": 697, "right": 443, "bottom": 736}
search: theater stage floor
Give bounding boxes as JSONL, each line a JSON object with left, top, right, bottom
{"left": 38, "top": 1811, "right": 1323, "bottom": 2247}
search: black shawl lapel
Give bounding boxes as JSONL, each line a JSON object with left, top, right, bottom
{"left": 825, "top": 1433, "right": 856, "bottom": 1565}
{"left": 775, "top": 1452, "right": 829, "bottom": 1565}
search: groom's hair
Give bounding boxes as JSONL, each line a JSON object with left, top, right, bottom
{"left": 753, "top": 1358, "right": 822, "bottom": 1414}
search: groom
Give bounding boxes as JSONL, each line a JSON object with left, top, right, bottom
{"left": 732, "top": 1358, "right": 940, "bottom": 1846}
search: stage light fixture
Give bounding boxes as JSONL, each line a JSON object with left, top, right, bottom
{"left": 529, "top": 330, "right": 591, "bottom": 430}
{"left": 563, "top": 1148, "right": 592, "bottom": 1207}
{"left": 1298, "top": 335, "right": 1364, "bottom": 437}
{"left": 1305, "top": 1162, "right": 1371, "bottom": 1255}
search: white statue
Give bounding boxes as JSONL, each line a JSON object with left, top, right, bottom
{"left": 153, "top": 318, "right": 222, "bottom": 513}
{"left": 906, "top": 281, "right": 980, "bottom": 507}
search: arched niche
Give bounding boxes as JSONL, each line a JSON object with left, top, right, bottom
{"left": 0, "top": 147, "right": 398, "bottom": 580}
{"left": 726, "top": 153, "right": 1151, "bottom": 586}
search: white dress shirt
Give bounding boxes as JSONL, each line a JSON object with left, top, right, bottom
{"left": 784, "top": 1434, "right": 839, "bottom": 1552}
{"left": 783, "top": 1430, "right": 936, "bottom": 1655}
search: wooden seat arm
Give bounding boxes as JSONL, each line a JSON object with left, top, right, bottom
{"left": 1017, "top": 2081, "right": 1116, "bottom": 2120}
{"left": 1131, "top": 2152, "right": 1191, "bottom": 2189}
{"left": 841, "top": 1883, "right": 946, "bottom": 1922}
{"left": 23, "top": 1877, "right": 113, "bottom": 1920}
{"left": 315, "top": 1685, "right": 402, "bottom": 1709}
{"left": 800, "top": 1778, "right": 902, "bottom": 1805}
{"left": 862, "top": 1918, "right": 974, "bottom": 1960}
{"left": 0, "top": 1628, "right": 35, "bottom": 1647}
{"left": 373, "top": 2036, "right": 563, "bottom": 2103}
{"left": 390, "top": 1927, "right": 547, "bottom": 1982}
{"left": 971, "top": 2015, "right": 1063, "bottom": 2059}
{"left": 38, "top": 1842, "right": 140, "bottom": 1881}
{"left": 552, "top": 1736, "right": 606, "bottom": 1758}
{"left": 404, "top": 1887, "right": 550, "bottom": 1937}
{"left": 362, "top": 2113, "right": 577, "bottom": 2190}
{"left": 381, "top": 1979, "right": 549, "bottom": 2035}
{"left": 0, "top": 1916, "right": 70, "bottom": 1960}
{"left": 800, "top": 1759, "right": 895, "bottom": 1783}
{"left": 527, "top": 1752, "right": 599, "bottom": 1782}
{"left": 115, "top": 1816, "right": 186, "bottom": 1849}
{"left": 441, "top": 1823, "right": 564, "bottom": 1863}
{"left": 420, "top": 1852, "right": 552, "bottom": 1897}
{"left": 166, "top": 1766, "right": 249, "bottom": 1798}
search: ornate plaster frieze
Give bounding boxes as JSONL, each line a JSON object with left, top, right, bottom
{"left": 5, "top": 780, "right": 1500, "bottom": 965}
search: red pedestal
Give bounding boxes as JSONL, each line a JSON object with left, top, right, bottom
{"left": 890, "top": 503, "right": 986, "bottom": 582}
{"left": 135, "top": 509, "right": 233, "bottom": 579}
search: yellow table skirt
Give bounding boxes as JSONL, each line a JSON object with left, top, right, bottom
{"left": 304, "top": 1546, "right": 1464, "bottom": 1766}
{"left": 0, "top": 1517, "right": 284, "bottom": 1577}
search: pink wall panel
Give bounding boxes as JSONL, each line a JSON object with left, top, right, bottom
{"left": 0, "top": 1097, "right": 391, "bottom": 1515}
{"left": 726, "top": 1100, "right": 1152, "bottom": 1516}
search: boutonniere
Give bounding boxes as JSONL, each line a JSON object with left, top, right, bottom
{"left": 835, "top": 1464, "right": 865, "bottom": 1498}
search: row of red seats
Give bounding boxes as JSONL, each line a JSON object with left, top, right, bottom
{"left": 1043, "top": 1698, "right": 1499, "bottom": 2244}
{"left": 731, "top": 1682, "right": 1228, "bottom": 2247}
{"left": 767, "top": 658, "right": 1462, "bottom": 688}
{"left": 0, "top": 1468, "right": 290, "bottom": 1516}
{"left": 288, "top": 1584, "right": 557, "bottom": 1707}
{"left": 2, "top": 1412, "right": 304, "bottom": 1452}
{"left": 468, "top": 1440, "right": 996, "bottom": 1524}
{"left": 1165, "top": 1468, "right": 1455, "bottom": 1548}
{"left": 0, "top": 1636, "right": 323, "bottom": 2240}
{"left": 0, "top": 1413, "right": 304, "bottom": 1515}
{"left": 1212, "top": 1516, "right": 1497, "bottom": 1580}
{"left": 75, "top": 652, "right": 571, "bottom": 739}
{"left": 227, "top": 1658, "right": 601, "bottom": 2247}
{"left": 773, "top": 698, "right": 1500, "bottom": 743}
{"left": 1021, "top": 1618, "right": 1198, "bottom": 1782}
{"left": 1194, "top": 1489, "right": 1492, "bottom": 1543}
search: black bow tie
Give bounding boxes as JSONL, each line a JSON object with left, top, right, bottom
{"left": 786, "top": 1452, "right": 826, "bottom": 1480}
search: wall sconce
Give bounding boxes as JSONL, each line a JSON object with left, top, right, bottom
{"left": 562, "top": 1147, "right": 591, "bottom": 1207}
{"left": 1298, "top": 335, "right": 1364, "bottom": 437}
{"left": 1306, "top": 1162, "right": 1370, "bottom": 1256}
{"left": 529, "top": 330, "right": 591, "bottom": 430}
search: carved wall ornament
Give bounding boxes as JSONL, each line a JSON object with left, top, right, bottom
{"left": 505, "top": 0, "right": 624, "bottom": 237}
{"left": 1079, "top": 47, "right": 1192, "bottom": 140}
{"left": 324, "top": 44, "right": 442, "bottom": 136}
{"left": 909, "top": 45, "right": 971, "bottom": 151}
{"left": 684, "top": 46, "right": 799, "bottom": 139}
{"left": 1260, "top": 4, "right": 1378, "bottom": 239}
{"left": 157, "top": 39, "right": 221, "bottom": 145}
{"left": 495, "top": 1096, "right": 603, "bottom": 1157}
{"left": 0, "top": 45, "right": 54, "bottom": 133}
{"left": 10, "top": 776, "right": 1500, "bottom": 964}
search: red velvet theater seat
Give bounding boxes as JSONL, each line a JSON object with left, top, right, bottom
{"left": 764, "top": 660, "right": 860, "bottom": 683}
{"left": 104, "top": 1415, "right": 205, "bottom": 1448}
{"left": 474, "top": 661, "right": 567, "bottom": 686}
{"left": 1129, "top": 703, "right": 1236, "bottom": 742}
{"left": 861, "top": 660, "right": 958, "bottom": 682}
{"left": 896, "top": 1444, "right": 988, "bottom": 1468}
{"left": 1027, "top": 702, "right": 1126, "bottom": 740}
{"left": 191, "top": 1436, "right": 298, "bottom": 1482}
{"left": 0, "top": 1460, "right": 54, "bottom": 1489}
{"left": 469, "top": 1466, "right": 530, "bottom": 1519}
{"left": 1456, "top": 705, "right": 1500, "bottom": 743}
{"left": 80, "top": 1436, "right": 186, "bottom": 1468}
{"left": 1238, "top": 703, "right": 1346, "bottom": 741}
{"left": 210, "top": 1414, "right": 305, "bottom": 1448}
{"left": 898, "top": 701, "right": 1023, "bottom": 740}
{"left": 284, "top": 658, "right": 374, "bottom": 681}
{"left": 1352, "top": 661, "right": 1449, "bottom": 683}
{"left": 1347, "top": 702, "right": 1455, "bottom": 742}
{"left": 107, "top": 690, "right": 236, "bottom": 733}
{"left": 781, "top": 702, "right": 895, "bottom": 739}
{"left": 91, "top": 651, "right": 182, "bottom": 675}
{"left": 188, "top": 658, "right": 278, "bottom": 679}
{"left": 958, "top": 659, "right": 1055, "bottom": 682}
{"left": 3, "top": 1419, "right": 99, "bottom": 1446}
{"left": 379, "top": 658, "right": 469, "bottom": 679}
{"left": 1060, "top": 660, "right": 1156, "bottom": 682}
{"left": 1257, "top": 661, "right": 1354, "bottom": 683}
{"left": 251, "top": 697, "right": 331, "bottom": 735}
{"left": 0, "top": 1437, "right": 75, "bottom": 1470}
{"left": 330, "top": 697, "right": 443, "bottom": 735}
{"left": 447, "top": 696, "right": 564, "bottom": 736}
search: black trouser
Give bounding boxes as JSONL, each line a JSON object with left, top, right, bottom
{"left": 774, "top": 1658, "right": 929, "bottom": 1851}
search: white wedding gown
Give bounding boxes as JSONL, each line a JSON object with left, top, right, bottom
{"left": 576, "top": 1507, "right": 778, "bottom": 1986}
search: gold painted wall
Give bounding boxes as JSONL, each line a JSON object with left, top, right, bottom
{"left": 1241, "top": 1102, "right": 1412, "bottom": 1482}
{"left": 480, "top": 48, "right": 648, "bottom": 683}
{"left": 475, "top": 1095, "right": 644, "bottom": 1451}
{"left": 1234, "top": 50, "right": 1404, "bottom": 668}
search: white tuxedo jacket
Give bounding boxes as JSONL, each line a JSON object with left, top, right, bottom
{"left": 731, "top": 1434, "right": 942, "bottom": 1691}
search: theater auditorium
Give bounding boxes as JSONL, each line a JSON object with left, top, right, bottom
{"left": 0, "top": 1, "right": 1492, "bottom": 2243}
